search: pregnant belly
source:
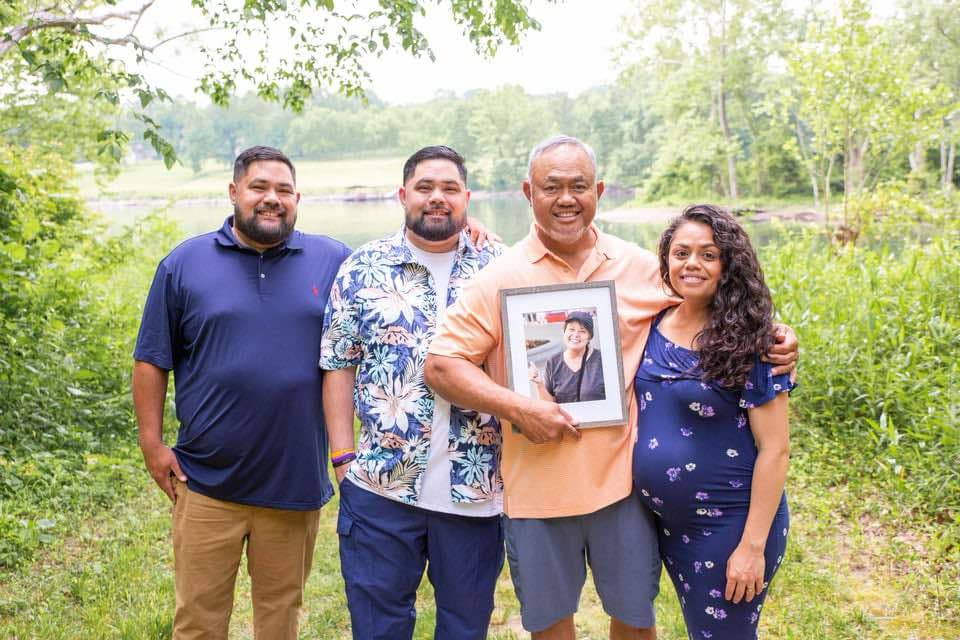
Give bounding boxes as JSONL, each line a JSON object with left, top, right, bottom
{"left": 633, "top": 438, "right": 755, "bottom": 518}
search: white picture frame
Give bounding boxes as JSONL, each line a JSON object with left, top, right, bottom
{"left": 500, "top": 280, "right": 627, "bottom": 428}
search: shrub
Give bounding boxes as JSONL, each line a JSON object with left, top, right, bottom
{"left": 0, "top": 146, "right": 177, "bottom": 568}
{"left": 762, "top": 221, "right": 960, "bottom": 546}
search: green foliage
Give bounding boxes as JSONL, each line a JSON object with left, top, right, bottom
{"left": 617, "top": 0, "right": 960, "bottom": 204}
{"left": 763, "top": 213, "right": 960, "bottom": 550}
{"left": 0, "top": 146, "right": 178, "bottom": 568}
{"left": 121, "top": 84, "right": 659, "bottom": 191}
{"left": 621, "top": 0, "right": 796, "bottom": 199}
{"left": 0, "top": 0, "right": 548, "bottom": 168}
{"left": 778, "top": 0, "right": 952, "bottom": 224}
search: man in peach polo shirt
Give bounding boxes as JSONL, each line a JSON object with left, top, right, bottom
{"left": 424, "top": 135, "right": 797, "bottom": 640}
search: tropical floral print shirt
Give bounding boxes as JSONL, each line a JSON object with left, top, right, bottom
{"left": 320, "top": 226, "right": 503, "bottom": 505}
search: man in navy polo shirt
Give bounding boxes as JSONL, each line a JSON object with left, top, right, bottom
{"left": 132, "top": 146, "right": 352, "bottom": 639}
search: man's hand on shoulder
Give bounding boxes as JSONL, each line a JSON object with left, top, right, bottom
{"left": 465, "top": 216, "right": 502, "bottom": 250}
{"left": 764, "top": 323, "right": 799, "bottom": 378}
{"left": 511, "top": 397, "right": 581, "bottom": 444}
{"left": 140, "top": 439, "right": 187, "bottom": 502}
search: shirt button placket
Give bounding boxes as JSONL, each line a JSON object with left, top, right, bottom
{"left": 258, "top": 254, "right": 265, "bottom": 294}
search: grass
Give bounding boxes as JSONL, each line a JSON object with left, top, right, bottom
{"left": 76, "top": 157, "right": 406, "bottom": 200}
{"left": 1, "top": 450, "right": 956, "bottom": 639}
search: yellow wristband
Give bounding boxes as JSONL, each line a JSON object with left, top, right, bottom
{"left": 330, "top": 448, "right": 355, "bottom": 460}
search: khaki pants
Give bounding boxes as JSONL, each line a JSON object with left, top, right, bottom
{"left": 171, "top": 479, "right": 321, "bottom": 640}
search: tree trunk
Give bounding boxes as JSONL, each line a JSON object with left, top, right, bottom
{"left": 948, "top": 140, "right": 957, "bottom": 190}
{"left": 910, "top": 141, "right": 924, "bottom": 173}
{"left": 716, "top": 0, "right": 738, "bottom": 201}
{"left": 844, "top": 137, "right": 867, "bottom": 216}
{"left": 717, "top": 85, "right": 738, "bottom": 199}
{"left": 824, "top": 155, "right": 834, "bottom": 228}
{"left": 941, "top": 138, "right": 948, "bottom": 188}
{"left": 794, "top": 118, "right": 819, "bottom": 208}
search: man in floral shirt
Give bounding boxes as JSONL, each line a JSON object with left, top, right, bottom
{"left": 320, "top": 146, "right": 504, "bottom": 639}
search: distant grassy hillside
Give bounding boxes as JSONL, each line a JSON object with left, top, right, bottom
{"left": 77, "top": 157, "right": 405, "bottom": 199}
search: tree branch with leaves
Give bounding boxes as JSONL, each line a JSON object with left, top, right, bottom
{"left": 1, "top": 0, "right": 548, "bottom": 168}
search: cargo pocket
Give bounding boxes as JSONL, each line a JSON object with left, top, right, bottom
{"left": 336, "top": 507, "right": 354, "bottom": 537}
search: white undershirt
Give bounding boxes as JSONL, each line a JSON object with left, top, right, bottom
{"left": 407, "top": 241, "right": 501, "bottom": 517}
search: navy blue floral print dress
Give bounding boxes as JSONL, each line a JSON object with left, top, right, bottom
{"left": 633, "top": 313, "right": 793, "bottom": 640}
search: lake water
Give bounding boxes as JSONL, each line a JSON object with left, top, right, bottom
{"left": 88, "top": 194, "right": 788, "bottom": 251}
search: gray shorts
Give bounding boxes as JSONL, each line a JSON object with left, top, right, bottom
{"left": 503, "top": 491, "right": 661, "bottom": 632}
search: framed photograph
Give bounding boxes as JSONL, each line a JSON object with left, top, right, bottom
{"left": 500, "top": 281, "right": 627, "bottom": 428}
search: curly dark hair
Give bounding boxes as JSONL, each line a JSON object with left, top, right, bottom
{"left": 657, "top": 204, "right": 774, "bottom": 388}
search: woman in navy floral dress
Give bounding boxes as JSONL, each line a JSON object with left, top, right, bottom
{"left": 633, "top": 205, "right": 793, "bottom": 640}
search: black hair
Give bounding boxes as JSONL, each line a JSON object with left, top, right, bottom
{"left": 658, "top": 204, "right": 774, "bottom": 388}
{"left": 402, "top": 146, "right": 467, "bottom": 185}
{"left": 233, "top": 146, "right": 296, "bottom": 184}
{"left": 564, "top": 311, "right": 595, "bottom": 339}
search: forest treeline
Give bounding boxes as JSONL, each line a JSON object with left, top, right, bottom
{"left": 122, "top": 0, "right": 959, "bottom": 215}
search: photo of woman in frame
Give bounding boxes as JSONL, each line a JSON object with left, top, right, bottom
{"left": 527, "top": 309, "right": 606, "bottom": 404}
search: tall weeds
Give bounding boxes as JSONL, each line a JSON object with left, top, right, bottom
{"left": 0, "top": 149, "right": 178, "bottom": 568}
{"left": 762, "top": 224, "right": 960, "bottom": 554}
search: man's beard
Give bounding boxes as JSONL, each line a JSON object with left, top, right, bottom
{"left": 234, "top": 204, "right": 296, "bottom": 246}
{"left": 405, "top": 207, "right": 466, "bottom": 242}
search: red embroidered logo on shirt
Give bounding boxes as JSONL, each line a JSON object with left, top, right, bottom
{"left": 311, "top": 284, "right": 319, "bottom": 297}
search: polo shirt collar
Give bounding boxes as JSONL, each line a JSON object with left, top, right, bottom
{"left": 521, "top": 223, "right": 619, "bottom": 263}
{"left": 382, "top": 224, "right": 477, "bottom": 266}
{"left": 215, "top": 216, "right": 304, "bottom": 252}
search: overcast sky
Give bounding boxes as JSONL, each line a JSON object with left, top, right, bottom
{"left": 137, "top": 0, "right": 636, "bottom": 105}
{"left": 136, "top": 0, "right": 897, "bottom": 105}
{"left": 363, "top": 0, "right": 636, "bottom": 103}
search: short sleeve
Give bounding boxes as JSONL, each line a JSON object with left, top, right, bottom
{"left": 738, "top": 357, "right": 795, "bottom": 409}
{"left": 319, "top": 256, "right": 364, "bottom": 370}
{"left": 133, "top": 261, "right": 179, "bottom": 370}
{"left": 428, "top": 272, "right": 501, "bottom": 366}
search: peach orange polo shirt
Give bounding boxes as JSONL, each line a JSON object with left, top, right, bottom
{"left": 428, "top": 225, "right": 675, "bottom": 518}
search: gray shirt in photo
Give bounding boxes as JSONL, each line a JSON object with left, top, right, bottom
{"left": 544, "top": 348, "right": 605, "bottom": 403}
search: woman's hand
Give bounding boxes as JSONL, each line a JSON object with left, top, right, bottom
{"left": 724, "top": 541, "right": 766, "bottom": 603}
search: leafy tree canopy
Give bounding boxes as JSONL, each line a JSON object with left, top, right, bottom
{"left": 1, "top": 0, "right": 548, "bottom": 168}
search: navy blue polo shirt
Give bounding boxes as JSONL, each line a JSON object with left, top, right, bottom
{"left": 134, "top": 217, "right": 351, "bottom": 510}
